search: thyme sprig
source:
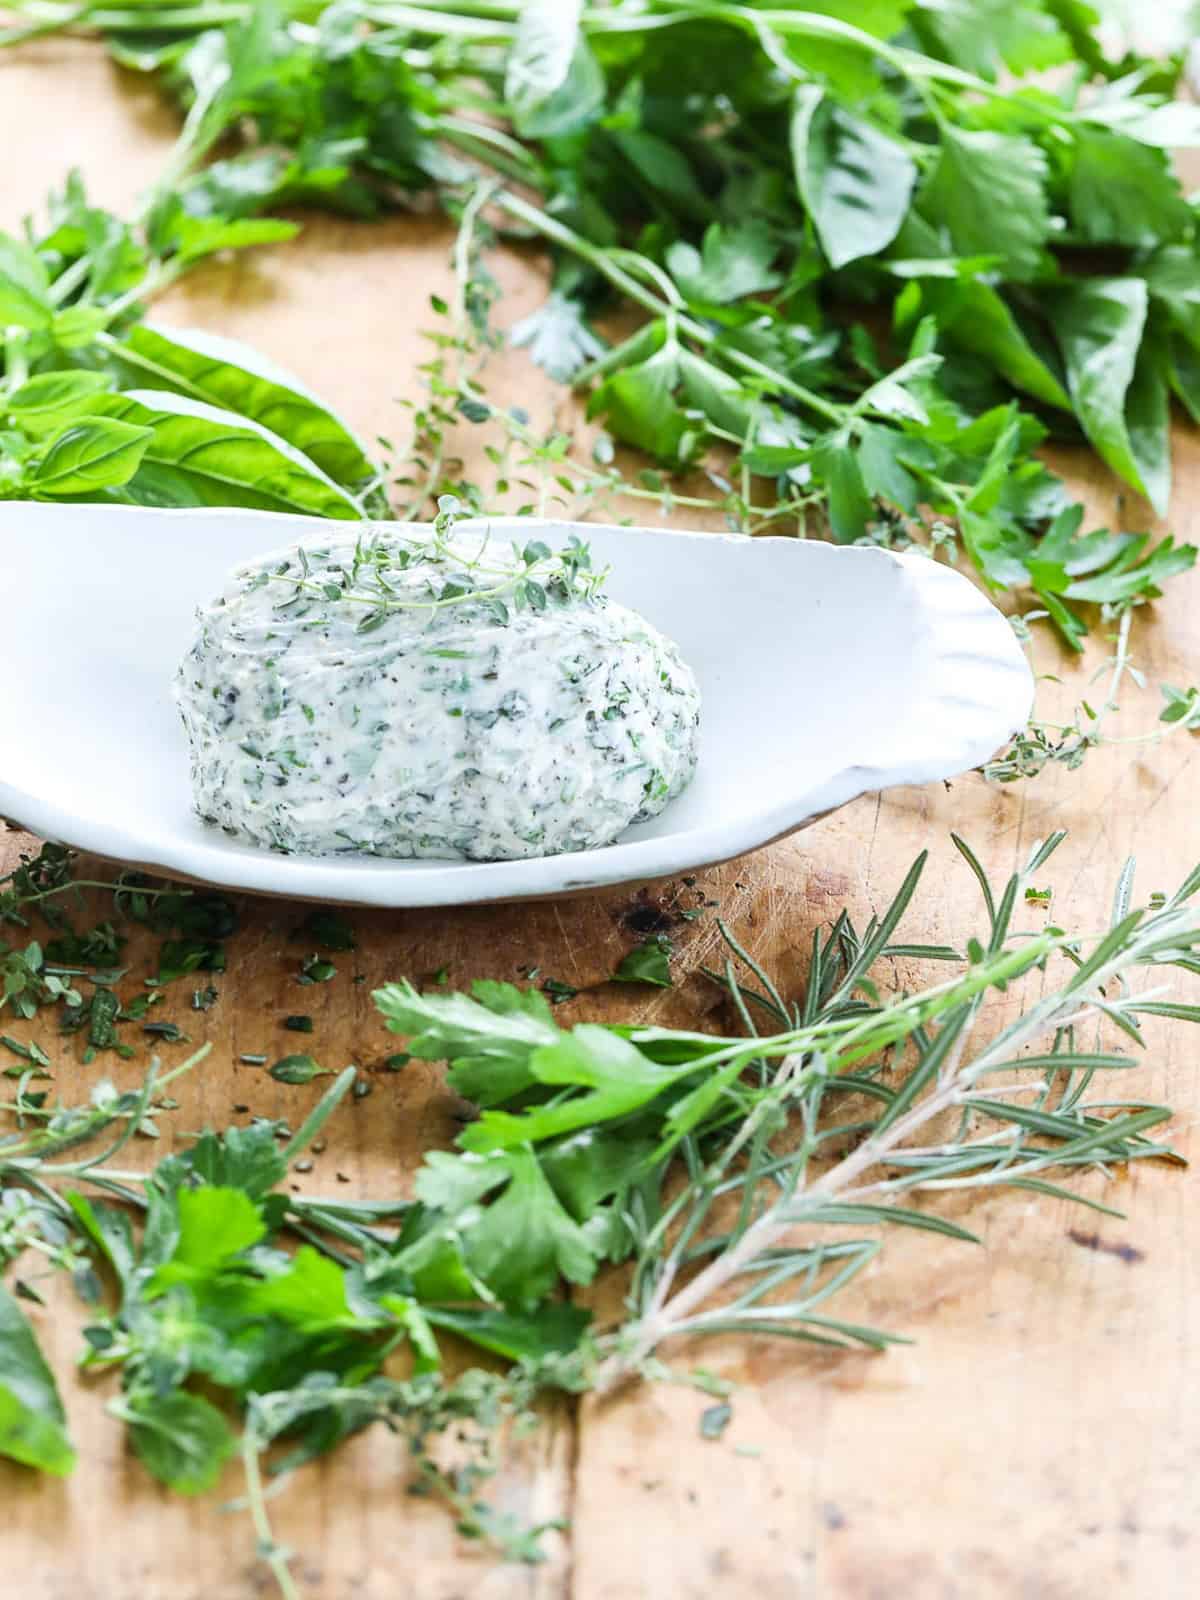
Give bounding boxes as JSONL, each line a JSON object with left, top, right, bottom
{"left": 263, "top": 498, "right": 607, "bottom": 632}
{"left": 987, "top": 608, "right": 1200, "bottom": 781}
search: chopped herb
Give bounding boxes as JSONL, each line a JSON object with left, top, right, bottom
{"left": 269, "top": 1054, "right": 332, "bottom": 1084}
{"left": 297, "top": 955, "right": 337, "bottom": 985}
{"left": 239, "top": 1053, "right": 268, "bottom": 1066}
{"left": 191, "top": 986, "right": 219, "bottom": 1011}
{"left": 541, "top": 978, "right": 578, "bottom": 1006}
{"left": 154, "top": 938, "right": 226, "bottom": 985}
{"left": 294, "top": 909, "right": 356, "bottom": 952}
{"left": 699, "top": 1404, "right": 732, "bottom": 1441}
{"left": 142, "top": 1022, "right": 186, "bottom": 1042}
{"left": 0, "top": 1036, "right": 52, "bottom": 1069}
{"left": 613, "top": 936, "right": 674, "bottom": 988}
{"left": 283, "top": 1015, "right": 314, "bottom": 1033}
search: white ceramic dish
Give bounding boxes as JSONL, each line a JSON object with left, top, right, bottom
{"left": 0, "top": 503, "right": 1032, "bottom": 907}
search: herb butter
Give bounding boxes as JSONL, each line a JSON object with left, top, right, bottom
{"left": 176, "top": 525, "right": 701, "bottom": 860}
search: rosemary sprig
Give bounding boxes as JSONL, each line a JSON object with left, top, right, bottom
{"left": 595, "top": 833, "right": 1197, "bottom": 1386}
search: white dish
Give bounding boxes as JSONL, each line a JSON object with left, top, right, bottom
{"left": 0, "top": 503, "right": 1032, "bottom": 907}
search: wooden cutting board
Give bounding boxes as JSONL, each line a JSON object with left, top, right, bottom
{"left": 3, "top": 35, "right": 1199, "bottom": 1600}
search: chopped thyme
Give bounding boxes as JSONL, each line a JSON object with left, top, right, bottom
{"left": 541, "top": 977, "right": 578, "bottom": 1005}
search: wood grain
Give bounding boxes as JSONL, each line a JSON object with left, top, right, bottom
{"left": 3, "top": 35, "right": 1200, "bottom": 1600}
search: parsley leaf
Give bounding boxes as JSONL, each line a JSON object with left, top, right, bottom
{"left": 791, "top": 88, "right": 917, "bottom": 270}
{"left": 148, "top": 1185, "right": 266, "bottom": 1290}
{"left": 1067, "top": 129, "right": 1191, "bottom": 248}
{"left": 1053, "top": 278, "right": 1171, "bottom": 513}
{"left": 375, "top": 979, "right": 561, "bottom": 1107}
{"left": 510, "top": 291, "right": 605, "bottom": 381}
{"left": 919, "top": 127, "right": 1049, "bottom": 281}
{"left": 666, "top": 220, "right": 783, "bottom": 304}
{"left": 613, "top": 936, "right": 674, "bottom": 988}
{"left": 122, "top": 1390, "right": 235, "bottom": 1495}
{"left": 459, "top": 1146, "right": 596, "bottom": 1310}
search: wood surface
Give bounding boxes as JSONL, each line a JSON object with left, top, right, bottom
{"left": 3, "top": 35, "right": 1200, "bottom": 1600}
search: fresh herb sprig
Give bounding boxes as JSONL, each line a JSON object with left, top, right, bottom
{"left": 5, "top": 0, "right": 1198, "bottom": 649}
{"left": 987, "top": 607, "right": 1200, "bottom": 781}
{"left": 5, "top": 834, "right": 1195, "bottom": 1595}
{"left": 0, "top": 166, "right": 385, "bottom": 518}
{"left": 264, "top": 497, "right": 607, "bottom": 633}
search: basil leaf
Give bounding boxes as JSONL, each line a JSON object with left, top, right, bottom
{"left": 791, "top": 86, "right": 917, "bottom": 270}
{"left": 0, "top": 1280, "right": 75, "bottom": 1476}
{"left": 49, "top": 305, "right": 109, "bottom": 349}
{"left": 111, "top": 323, "right": 379, "bottom": 492}
{"left": 165, "top": 214, "right": 299, "bottom": 266}
{"left": 1167, "top": 333, "right": 1200, "bottom": 424}
{"left": 1124, "top": 334, "right": 1171, "bottom": 516}
{"left": 0, "top": 231, "right": 52, "bottom": 331}
{"left": 31, "top": 418, "right": 153, "bottom": 496}
{"left": 91, "top": 390, "right": 364, "bottom": 517}
{"left": 1053, "top": 277, "right": 1169, "bottom": 513}
{"left": 4, "top": 370, "right": 113, "bottom": 434}
{"left": 919, "top": 127, "right": 1049, "bottom": 281}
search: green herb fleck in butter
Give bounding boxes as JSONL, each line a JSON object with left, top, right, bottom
{"left": 176, "top": 526, "right": 700, "bottom": 861}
